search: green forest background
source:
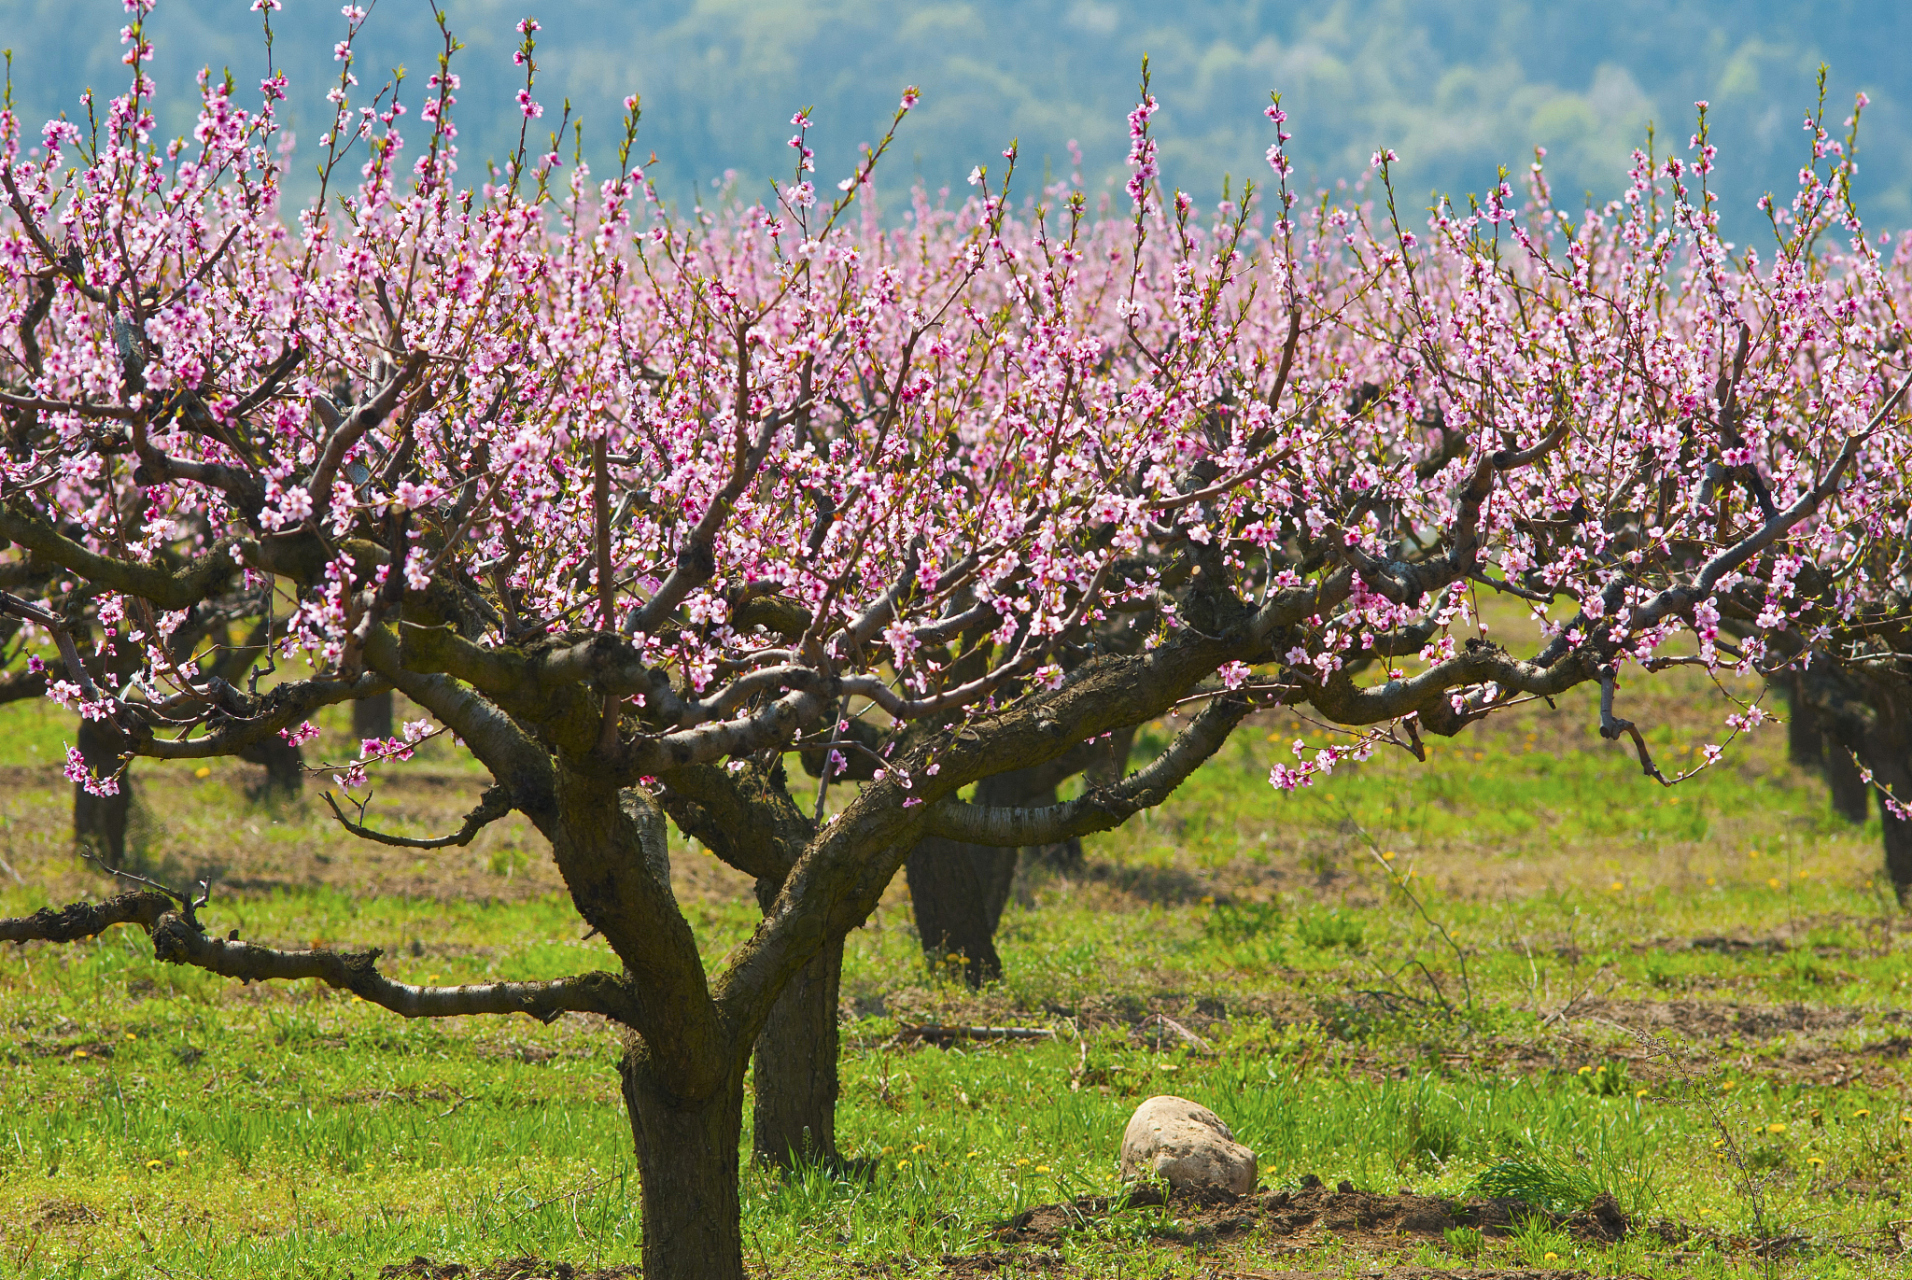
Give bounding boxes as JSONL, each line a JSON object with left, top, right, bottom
{"left": 2, "top": 1, "right": 1908, "bottom": 239}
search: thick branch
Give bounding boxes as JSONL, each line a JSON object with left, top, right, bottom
{"left": 654, "top": 762, "right": 810, "bottom": 881}
{"left": 1, "top": 891, "right": 172, "bottom": 944}
{"left": 0, "top": 893, "right": 639, "bottom": 1024}
{"left": 306, "top": 352, "right": 428, "bottom": 517}
{"left": 923, "top": 694, "right": 1253, "bottom": 845}
{"left": 0, "top": 508, "right": 237, "bottom": 609}
{"left": 136, "top": 670, "right": 388, "bottom": 759}
{"left": 362, "top": 623, "right": 557, "bottom": 829}
{"left": 147, "top": 915, "right": 635, "bottom": 1023}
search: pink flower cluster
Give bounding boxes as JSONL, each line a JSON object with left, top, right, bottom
{"left": 1, "top": 14, "right": 1908, "bottom": 804}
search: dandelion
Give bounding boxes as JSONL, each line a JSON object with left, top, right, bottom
{"left": 1015, "top": 1157, "right": 1030, "bottom": 1166}
{"left": 146, "top": 1159, "right": 164, "bottom": 1169}
{"left": 1381, "top": 851, "right": 1395, "bottom": 861}
{"left": 194, "top": 765, "right": 211, "bottom": 779}
{"left": 967, "top": 1150, "right": 981, "bottom": 1159}
{"left": 911, "top": 1143, "right": 927, "bottom": 1153}
{"left": 1807, "top": 1157, "right": 1825, "bottom": 1167}
{"left": 1635, "top": 1088, "right": 1650, "bottom": 1098}
{"left": 1544, "top": 1253, "right": 1558, "bottom": 1261}
{"left": 1766, "top": 877, "right": 1781, "bottom": 889}
{"left": 1721, "top": 1079, "right": 1737, "bottom": 1091}
{"left": 896, "top": 1159, "right": 910, "bottom": 1170}
{"left": 1854, "top": 1109, "right": 1871, "bottom": 1119}
{"left": 1034, "top": 1164, "right": 1050, "bottom": 1173}
{"left": 1577, "top": 1065, "right": 1593, "bottom": 1075}
{"left": 125, "top": 1032, "right": 137, "bottom": 1041}
{"left": 178, "top": 1148, "right": 190, "bottom": 1160}
{"left": 1610, "top": 881, "right": 1624, "bottom": 892}
{"left": 1767, "top": 1122, "right": 1786, "bottom": 1134}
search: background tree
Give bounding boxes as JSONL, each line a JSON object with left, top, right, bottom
{"left": 3, "top": 15, "right": 1910, "bottom": 1280}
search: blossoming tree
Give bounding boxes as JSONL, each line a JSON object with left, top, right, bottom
{"left": 2, "top": 9, "right": 1908, "bottom": 1277}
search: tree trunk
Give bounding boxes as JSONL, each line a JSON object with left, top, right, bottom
{"left": 353, "top": 689, "right": 395, "bottom": 742}
{"left": 1852, "top": 729, "right": 1912, "bottom": 903}
{"left": 906, "top": 834, "right": 1015, "bottom": 986}
{"left": 237, "top": 735, "right": 305, "bottom": 802}
{"left": 1825, "top": 734, "right": 1871, "bottom": 825}
{"left": 620, "top": 1038, "right": 747, "bottom": 1280}
{"left": 749, "top": 923, "right": 843, "bottom": 1167}
{"left": 72, "top": 717, "right": 132, "bottom": 867}
{"left": 1882, "top": 776, "right": 1912, "bottom": 905}
{"left": 1782, "top": 676, "right": 1823, "bottom": 768}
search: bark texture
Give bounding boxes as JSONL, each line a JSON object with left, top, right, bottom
{"left": 621, "top": 1038, "right": 748, "bottom": 1280}
{"left": 903, "top": 738, "right": 1135, "bottom": 986}
{"left": 1868, "top": 748, "right": 1912, "bottom": 899}
{"left": 905, "top": 832, "right": 1017, "bottom": 986}
{"left": 749, "top": 927, "right": 843, "bottom": 1166}
{"left": 353, "top": 689, "right": 395, "bottom": 742}
{"left": 1825, "top": 733, "right": 1871, "bottom": 825}
{"left": 1783, "top": 675, "right": 1824, "bottom": 768}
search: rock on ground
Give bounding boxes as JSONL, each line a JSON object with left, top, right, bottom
{"left": 1119, "top": 1094, "right": 1256, "bottom": 1195}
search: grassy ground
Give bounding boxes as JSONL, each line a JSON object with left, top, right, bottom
{"left": 4, "top": 633, "right": 1912, "bottom": 1278}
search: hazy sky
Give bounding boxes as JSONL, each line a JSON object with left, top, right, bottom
{"left": 2, "top": 1, "right": 1905, "bottom": 239}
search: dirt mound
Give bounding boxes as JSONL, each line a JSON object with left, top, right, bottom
{"left": 378, "top": 1258, "right": 638, "bottom": 1280}
{"left": 989, "top": 1181, "right": 1637, "bottom": 1255}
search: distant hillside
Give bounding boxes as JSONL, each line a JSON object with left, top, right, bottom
{"left": 2, "top": 1, "right": 1907, "bottom": 237}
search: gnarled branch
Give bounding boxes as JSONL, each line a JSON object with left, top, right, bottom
{"left": 1, "top": 891, "right": 172, "bottom": 944}
{"left": 323, "top": 783, "right": 514, "bottom": 850}
{"left": 923, "top": 692, "right": 1253, "bottom": 846}
{"left": 0, "top": 893, "right": 640, "bottom": 1025}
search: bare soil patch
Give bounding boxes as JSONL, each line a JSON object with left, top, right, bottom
{"left": 975, "top": 1181, "right": 1653, "bottom": 1268}
{"left": 378, "top": 1258, "right": 640, "bottom": 1280}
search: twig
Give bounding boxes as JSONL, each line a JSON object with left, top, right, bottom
{"left": 1334, "top": 801, "right": 1474, "bottom": 1011}
{"left": 504, "top": 1174, "right": 617, "bottom": 1226}
{"left": 1134, "top": 1013, "right": 1215, "bottom": 1055}
{"left": 322, "top": 784, "right": 512, "bottom": 850}
{"left": 78, "top": 851, "right": 207, "bottom": 929}
{"left": 894, "top": 1024, "right": 1055, "bottom": 1046}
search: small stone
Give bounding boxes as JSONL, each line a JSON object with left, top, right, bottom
{"left": 1119, "top": 1095, "right": 1256, "bottom": 1196}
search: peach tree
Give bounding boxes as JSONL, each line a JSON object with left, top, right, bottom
{"left": 3, "top": 12, "right": 1908, "bottom": 1279}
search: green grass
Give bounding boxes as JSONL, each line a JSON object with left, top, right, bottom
{"left": 4, "top": 645, "right": 1912, "bottom": 1276}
